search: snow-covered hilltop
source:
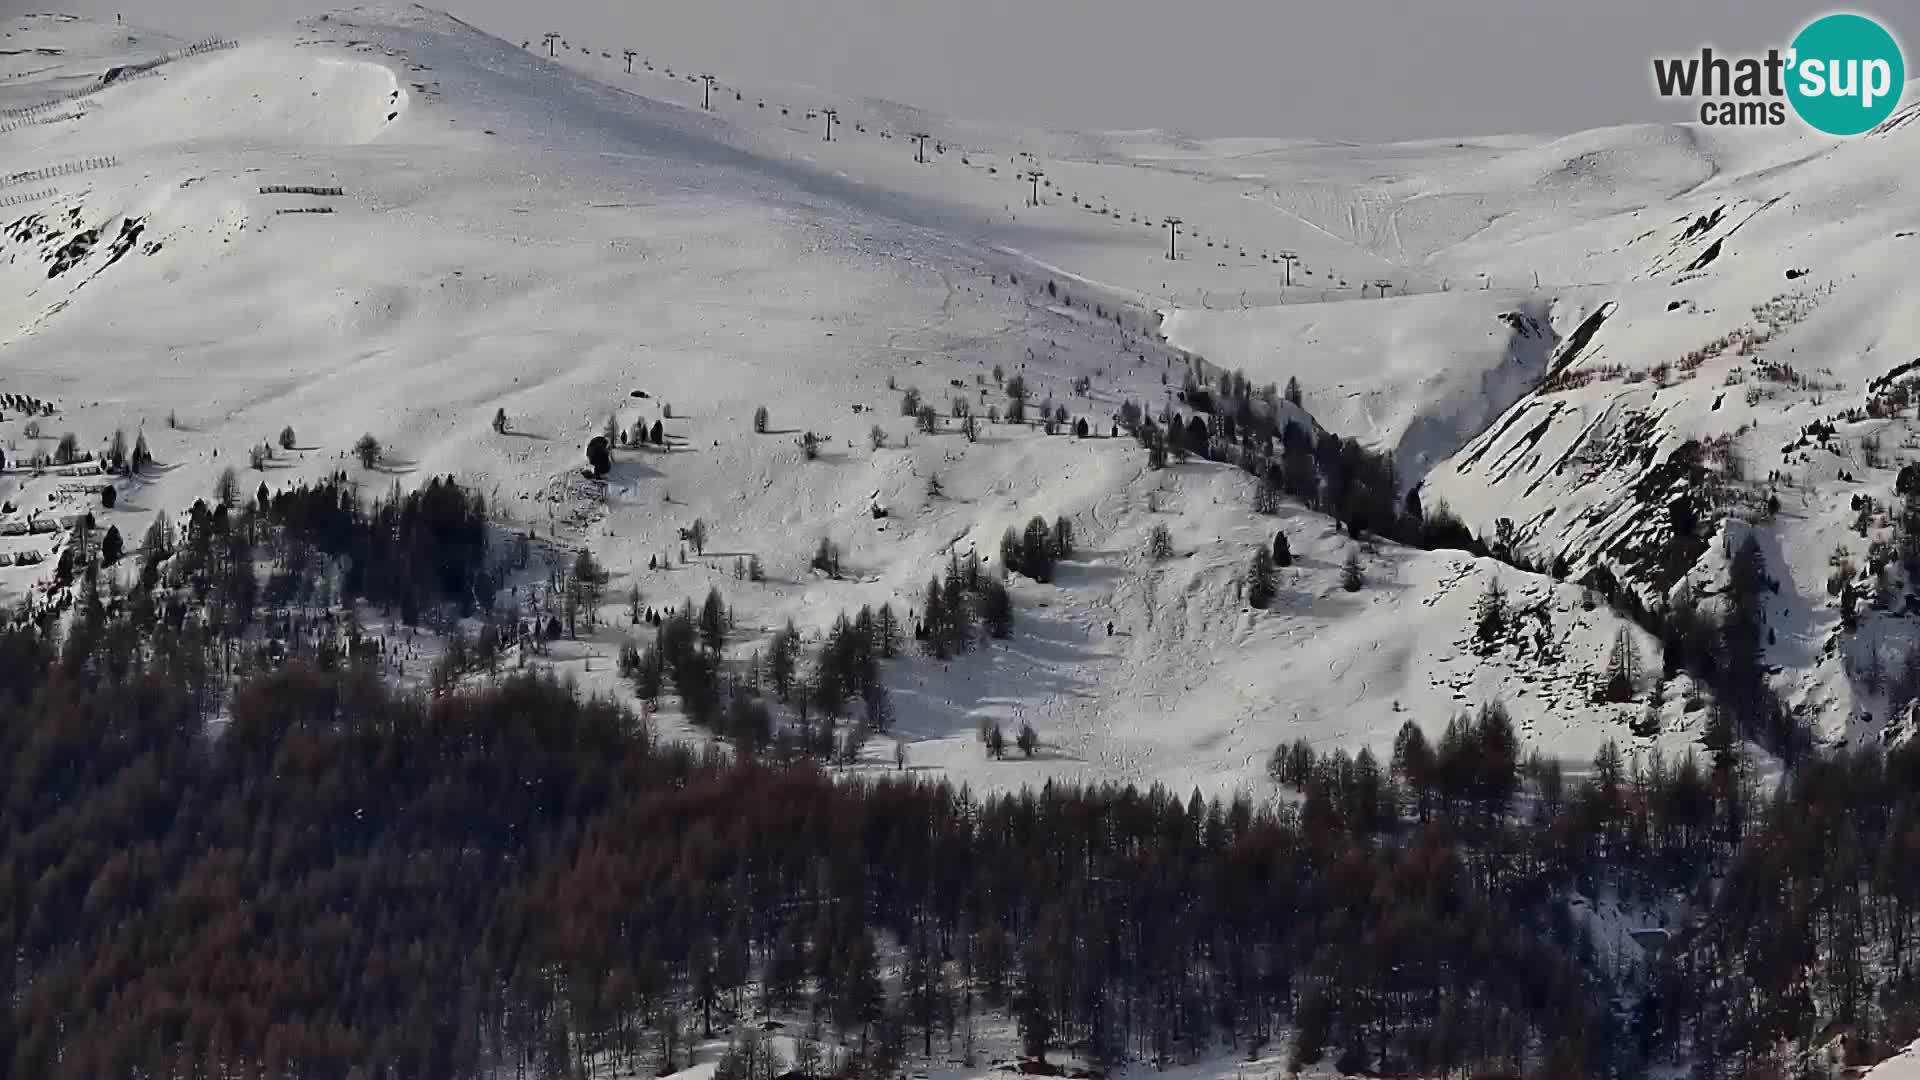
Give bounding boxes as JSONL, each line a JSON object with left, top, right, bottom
{"left": 4, "top": 4, "right": 1918, "bottom": 794}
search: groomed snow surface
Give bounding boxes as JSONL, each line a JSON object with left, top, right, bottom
{"left": 4, "top": 6, "right": 1920, "bottom": 805}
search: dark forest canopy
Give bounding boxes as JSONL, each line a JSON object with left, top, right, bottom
{"left": 5, "top": 603, "right": 1920, "bottom": 1080}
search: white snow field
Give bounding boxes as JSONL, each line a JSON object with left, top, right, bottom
{"left": 3, "top": 5, "right": 1916, "bottom": 796}
{"left": 1869, "top": 1040, "right": 1920, "bottom": 1080}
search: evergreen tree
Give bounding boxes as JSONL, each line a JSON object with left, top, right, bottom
{"left": 100, "top": 525, "right": 124, "bottom": 567}
{"left": 1247, "top": 548, "right": 1276, "bottom": 609}
{"left": 982, "top": 720, "right": 1006, "bottom": 758}
{"left": 1050, "top": 516, "right": 1075, "bottom": 560}
{"left": 1341, "top": 549, "right": 1365, "bottom": 592}
{"left": 979, "top": 576, "right": 1014, "bottom": 639}
{"left": 874, "top": 603, "right": 901, "bottom": 658}
{"left": 1149, "top": 523, "right": 1174, "bottom": 562}
{"left": 1474, "top": 578, "right": 1508, "bottom": 647}
{"left": 1722, "top": 535, "right": 1771, "bottom": 741}
{"left": 812, "top": 537, "right": 841, "bottom": 578}
{"left": 924, "top": 578, "right": 949, "bottom": 658}
{"left": 1016, "top": 721, "right": 1039, "bottom": 758}
{"left": 215, "top": 466, "right": 239, "bottom": 509}
{"left": 1602, "top": 629, "right": 1640, "bottom": 703}
{"left": 1019, "top": 516, "right": 1055, "bottom": 582}
{"left": 770, "top": 621, "right": 800, "bottom": 701}
{"left": 700, "top": 587, "right": 727, "bottom": 657}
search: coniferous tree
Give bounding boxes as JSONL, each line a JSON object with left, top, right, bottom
{"left": 1019, "top": 516, "right": 1055, "bottom": 582}
{"left": 1474, "top": 578, "right": 1508, "bottom": 647}
{"left": 979, "top": 576, "right": 1014, "bottom": 639}
{"left": 1050, "top": 516, "right": 1075, "bottom": 560}
{"left": 982, "top": 719, "right": 1006, "bottom": 758}
{"left": 770, "top": 620, "right": 801, "bottom": 700}
{"left": 874, "top": 603, "right": 901, "bottom": 658}
{"left": 923, "top": 577, "right": 949, "bottom": 659}
{"left": 1247, "top": 548, "right": 1276, "bottom": 609}
{"left": 1016, "top": 720, "right": 1039, "bottom": 758}
{"left": 215, "top": 466, "right": 239, "bottom": 509}
{"left": 1602, "top": 628, "right": 1640, "bottom": 703}
{"left": 1341, "top": 549, "right": 1365, "bottom": 592}
{"left": 700, "top": 587, "right": 727, "bottom": 657}
{"left": 812, "top": 537, "right": 841, "bottom": 578}
{"left": 1149, "top": 523, "right": 1174, "bottom": 562}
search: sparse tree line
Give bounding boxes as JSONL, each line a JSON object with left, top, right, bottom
{"left": 1115, "top": 363, "right": 1404, "bottom": 551}
{"left": 617, "top": 546, "right": 1014, "bottom": 764}
{"left": 1158, "top": 349, "right": 1814, "bottom": 767}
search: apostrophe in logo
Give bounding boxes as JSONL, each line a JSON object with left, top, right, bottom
{"left": 1652, "top": 12, "right": 1905, "bottom": 134}
{"left": 1786, "top": 13, "right": 1904, "bottom": 135}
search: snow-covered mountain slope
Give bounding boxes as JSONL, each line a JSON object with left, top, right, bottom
{"left": 1162, "top": 289, "right": 1559, "bottom": 483}
{"left": 1411, "top": 92, "right": 1920, "bottom": 748}
{"left": 1868, "top": 1040, "right": 1920, "bottom": 1080}
{"left": 2, "top": 4, "right": 1876, "bottom": 794}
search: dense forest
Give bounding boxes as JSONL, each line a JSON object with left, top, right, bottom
{"left": 6, "top": 590, "right": 1920, "bottom": 1080}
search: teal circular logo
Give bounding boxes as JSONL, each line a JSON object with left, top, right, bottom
{"left": 1787, "top": 13, "right": 1905, "bottom": 135}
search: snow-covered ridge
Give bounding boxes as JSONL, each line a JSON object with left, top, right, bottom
{"left": 1, "top": 2, "right": 1901, "bottom": 798}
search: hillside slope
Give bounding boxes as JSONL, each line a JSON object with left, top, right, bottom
{"left": 0, "top": 5, "right": 1791, "bottom": 795}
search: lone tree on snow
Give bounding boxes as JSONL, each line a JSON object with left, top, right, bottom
{"left": 278, "top": 426, "right": 297, "bottom": 451}
{"left": 982, "top": 721, "right": 1006, "bottom": 759}
{"left": 753, "top": 405, "right": 769, "bottom": 434}
{"left": 1248, "top": 548, "right": 1276, "bottom": 609}
{"left": 492, "top": 408, "right": 508, "bottom": 435}
{"left": 1341, "top": 549, "right": 1365, "bottom": 592}
{"left": 586, "top": 435, "right": 612, "bottom": 477}
{"left": 1149, "top": 523, "right": 1174, "bottom": 562}
{"left": 353, "top": 434, "right": 382, "bottom": 470}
